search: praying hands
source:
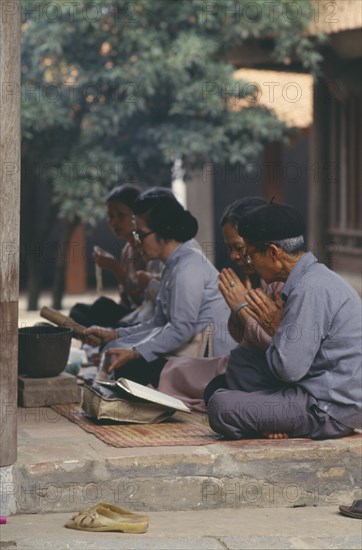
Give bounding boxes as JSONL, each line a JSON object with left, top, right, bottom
{"left": 218, "top": 268, "right": 252, "bottom": 312}
{"left": 244, "top": 289, "right": 284, "bottom": 336}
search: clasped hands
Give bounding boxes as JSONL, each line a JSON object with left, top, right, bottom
{"left": 245, "top": 288, "right": 284, "bottom": 336}
{"left": 92, "top": 245, "right": 117, "bottom": 271}
{"left": 93, "top": 247, "right": 151, "bottom": 290}
{"left": 219, "top": 268, "right": 284, "bottom": 336}
{"left": 84, "top": 326, "right": 140, "bottom": 373}
{"left": 219, "top": 268, "right": 252, "bottom": 311}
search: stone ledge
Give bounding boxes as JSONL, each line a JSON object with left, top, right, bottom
{"left": 9, "top": 433, "right": 362, "bottom": 514}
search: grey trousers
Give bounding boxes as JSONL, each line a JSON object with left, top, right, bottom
{"left": 207, "top": 347, "right": 354, "bottom": 440}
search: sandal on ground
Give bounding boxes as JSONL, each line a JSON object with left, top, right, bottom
{"left": 65, "top": 505, "right": 149, "bottom": 533}
{"left": 72, "top": 501, "right": 149, "bottom": 520}
{"left": 339, "top": 499, "right": 362, "bottom": 519}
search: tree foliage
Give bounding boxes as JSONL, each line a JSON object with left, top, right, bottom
{"left": 21, "top": 0, "right": 321, "bottom": 224}
{"left": 20, "top": 0, "right": 322, "bottom": 307}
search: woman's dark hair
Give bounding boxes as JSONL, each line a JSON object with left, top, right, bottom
{"left": 221, "top": 197, "right": 267, "bottom": 228}
{"left": 133, "top": 188, "right": 198, "bottom": 242}
{"left": 106, "top": 184, "right": 141, "bottom": 210}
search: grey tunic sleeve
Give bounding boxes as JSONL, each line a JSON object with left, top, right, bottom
{"left": 266, "top": 282, "right": 324, "bottom": 382}
{"left": 119, "top": 260, "right": 208, "bottom": 362}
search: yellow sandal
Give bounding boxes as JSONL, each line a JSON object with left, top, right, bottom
{"left": 69, "top": 501, "right": 149, "bottom": 521}
{"left": 65, "top": 504, "right": 149, "bottom": 533}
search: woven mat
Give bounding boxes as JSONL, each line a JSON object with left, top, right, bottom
{"left": 52, "top": 403, "right": 221, "bottom": 447}
{"left": 50, "top": 404, "right": 362, "bottom": 449}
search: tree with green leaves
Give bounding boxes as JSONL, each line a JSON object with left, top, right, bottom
{"left": 21, "top": 0, "right": 322, "bottom": 309}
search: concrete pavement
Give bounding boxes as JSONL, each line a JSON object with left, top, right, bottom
{"left": 1, "top": 506, "right": 361, "bottom": 549}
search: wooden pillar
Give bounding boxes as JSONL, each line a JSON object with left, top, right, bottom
{"left": 186, "top": 167, "right": 215, "bottom": 263}
{"left": 65, "top": 224, "right": 87, "bottom": 295}
{"left": 0, "top": 0, "right": 21, "bottom": 467}
{"left": 263, "top": 142, "right": 284, "bottom": 203}
{"left": 308, "top": 79, "right": 329, "bottom": 263}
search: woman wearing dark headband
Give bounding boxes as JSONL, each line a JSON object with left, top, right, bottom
{"left": 155, "top": 197, "right": 284, "bottom": 413}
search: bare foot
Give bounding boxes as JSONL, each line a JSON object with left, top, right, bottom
{"left": 262, "top": 432, "right": 289, "bottom": 439}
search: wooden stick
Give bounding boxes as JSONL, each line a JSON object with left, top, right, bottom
{"left": 95, "top": 264, "right": 103, "bottom": 294}
{"left": 40, "top": 307, "right": 102, "bottom": 347}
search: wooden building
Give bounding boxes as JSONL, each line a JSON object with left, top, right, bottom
{"left": 191, "top": 0, "right": 361, "bottom": 292}
{"left": 308, "top": 1, "right": 361, "bottom": 291}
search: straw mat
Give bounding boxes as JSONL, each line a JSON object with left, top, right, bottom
{"left": 52, "top": 403, "right": 221, "bottom": 447}
{"left": 51, "top": 403, "right": 362, "bottom": 449}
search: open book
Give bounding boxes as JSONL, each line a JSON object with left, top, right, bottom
{"left": 97, "top": 378, "right": 191, "bottom": 413}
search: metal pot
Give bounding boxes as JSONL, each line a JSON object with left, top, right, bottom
{"left": 18, "top": 324, "right": 73, "bottom": 378}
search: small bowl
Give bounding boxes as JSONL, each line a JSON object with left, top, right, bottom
{"left": 18, "top": 325, "right": 73, "bottom": 378}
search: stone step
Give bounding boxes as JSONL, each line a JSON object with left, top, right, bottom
{"left": 2, "top": 407, "right": 360, "bottom": 515}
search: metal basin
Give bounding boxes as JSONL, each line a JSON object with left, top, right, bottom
{"left": 18, "top": 325, "right": 73, "bottom": 378}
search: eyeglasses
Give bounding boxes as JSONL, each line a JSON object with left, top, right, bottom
{"left": 132, "top": 230, "right": 155, "bottom": 245}
{"left": 226, "top": 244, "right": 255, "bottom": 265}
{"left": 244, "top": 246, "right": 259, "bottom": 267}
{"left": 226, "top": 244, "right": 246, "bottom": 256}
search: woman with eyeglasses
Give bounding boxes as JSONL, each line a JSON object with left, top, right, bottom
{"left": 155, "top": 197, "right": 285, "bottom": 416}
{"left": 69, "top": 184, "right": 163, "bottom": 328}
{"left": 85, "top": 189, "right": 235, "bottom": 386}
{"left": 218, "top": 197, "right": 283, "bottom": 349}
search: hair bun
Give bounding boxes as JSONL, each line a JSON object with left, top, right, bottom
{"left": 134, "top": 193, "right": 198, "bottom": 242}
{"left": 169, "top": 210, "right": 197, "bottom": 242}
